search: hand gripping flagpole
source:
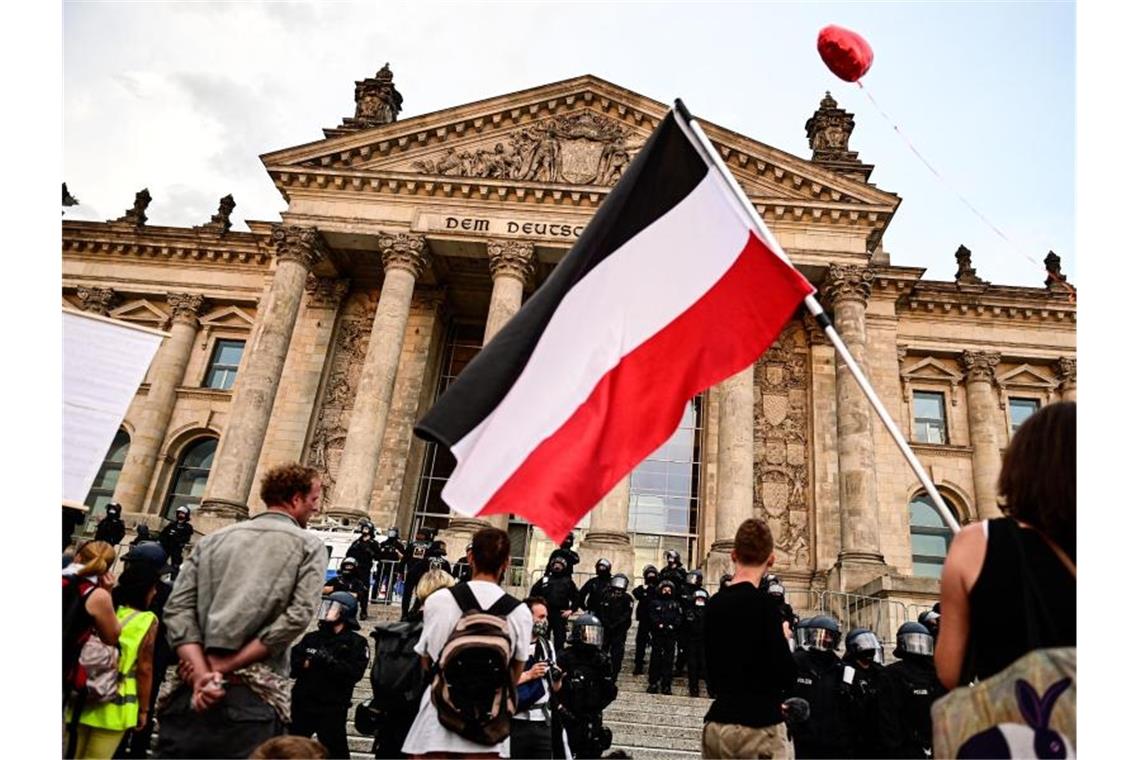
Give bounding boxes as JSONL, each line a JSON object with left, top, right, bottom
{"left": 673, "top": 99, "right": 960, "bottom": 534}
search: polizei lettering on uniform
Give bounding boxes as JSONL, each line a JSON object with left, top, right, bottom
{"left": 506, "top": 221, "right": 585, "bottom": 238}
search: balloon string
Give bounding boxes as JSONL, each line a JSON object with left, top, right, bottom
{"left": 855, "top": 81, "right": 1075, "bottom": 301}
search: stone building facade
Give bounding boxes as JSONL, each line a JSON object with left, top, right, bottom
{"left": 63, "top": 72, "right": 1075, "bottom": 621}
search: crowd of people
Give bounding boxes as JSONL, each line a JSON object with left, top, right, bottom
{"left": 60, "top": 400, "right": 1075, "bottom": 759}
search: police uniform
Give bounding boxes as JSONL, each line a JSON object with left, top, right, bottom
{"left": 789, "top": 649, "right": 853, "bottom": 758}
{"left": 839, "top": 657, "right": 885, "bottom": 759}
{"left": 289, "top": 624, "right": 370, "bottom": 759}
{"left": 556, "top": 635, "right": 617, "bottom": 759}
{"left": 93, "top": 511, "right": 126, "bottom": 547}
{"left": 158, "top": 518, "right": 193, "bottom": 570}
{"left": 346, "top": 534, "right": 383, "bottom": 618}
{"left": 374, "top": 535, "right": 405, "bottom": 600}
{"left": 399, "top": 537, "right": 433, "bottom": 619}
{"left": 324, "top": 572, "right": 370, "bottom": 618}
{"left": 630, "top": 572, "right": 658, "bottom": 675}
{"left": 682, "top": 592, "right": 707, "bottom": 697}
{"left": 596, "top": 583, "right": 633, "bottom": 676}
{"left": 877, "top": 656, "right": 944, "bottom": 758}
{"left": 529, "top": 565, "right": 579, "bottom": 653}
{"left": 646, "top": 584, "right": 683, "bottom": 694}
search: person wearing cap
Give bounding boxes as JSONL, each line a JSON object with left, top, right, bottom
{"left": 94, "top": 502, "right": 127, "bottom": 548}
{"left": 159, "top": 504, "right": 195, "bottom": 573}
{"left": 289, "top": 592, "right": 370, "bottom": 759}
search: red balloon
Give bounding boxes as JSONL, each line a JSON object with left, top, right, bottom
{"left": 817, "top": 25, "right": 874, "bottom": 82}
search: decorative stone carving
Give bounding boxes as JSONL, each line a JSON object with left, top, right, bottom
{"left": 342, "top": 63, "right": 403, "bottom": 130}
{"left": 76, "top": 287, "right": 118, "bottom": 315}
{"left": 960, "top": 350, "right": 1001, "bottom": 384}
{"left": 954, "top": 245, "right": 985, "bottom": 285}
{"left": 801, "top": 310, "right": 829, "bottom": 345}
{"left": 412, "top": 112, "right": 635, "bottom": 186}
{"left": 63, "top": 182, "right": 79, "bottom": 208}
{"left": 1044, "top": 251, "right": 1069, "bottom": 291}
{"left": 806, "top": 92, "right": 856, "bottom": 160}
{"left": 166, "top": 293, "right": 206, "bottom": 326}
{"left": 897, "top": 345, "right": 908, "bottom": 363}
{"left": 379, "top": 232, "right": 430, "bottom": 278}
{"left": 755, "top": 324, "right": 811, "bottom": 568}
{"left": 270, "top": 225, "right": 327, "bottom": 270}
{"left": 112, "top": 188, "right": 151, "bottom": 227}
{"left": 487, "top": 239, "right": 535, "bottom": 283}
{"left": 304, "top": 275, "right": 350, "bottom": 309}
{"left": 822, "top": 264, "right": 873, "bottom": 308}
{"left": 196, "top": 194, "right": 235, "bottom": 235}
{"left": 1055, "top": 357, "right": 1076, "bottom": 387}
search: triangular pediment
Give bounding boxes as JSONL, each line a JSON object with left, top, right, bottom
{"left": 200, "top": 305, "right": 255, "bottom": 330}
{"left": 902, "top": 357, "right": 964, "bottom": 384}
{"left": 261, "top": 75, "right": 899, "bottom": 210}
{"left": 109, "top": 299, "right": 169, "bottom": 326}
{"left": 996, "top": 364, "right": 1057, "bottom": 390}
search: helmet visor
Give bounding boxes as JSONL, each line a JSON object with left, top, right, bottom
{"left": 578, "top": 624, "right": 604, "bottom": 647}
{"left": 847, "top": 632, "right": 880, "bottom": 657}
{"left": 801, "top": 628, "right": 838, "bottom": 651}
{"left": 897, "top": 631, "right": 935, "bottom": 656}
{"left": 317, "top": 598, "right": 353, "bottom": 624}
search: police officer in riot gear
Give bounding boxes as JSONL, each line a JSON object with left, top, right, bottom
{"left": 917, "top": 608, "right": 941, "bottom": 644}
{"left": 718, "top": 572, "right": 733, "bottom": 593}
{"left": 427, "top": 539, "right": 451, "bottom": 575}
{"left": 596, "top": 573, "right": 634, "bottom": 675}
{"left": 452, "top": 542, "right": 473, "bottom": 582}
{"left": 878, "top": 621, "right": 945, "bottom": 758}
{"left": 548, "top": 533, "right": 580, "bottom": 571}
{"left": 556, "top": 614, "right": 618, "bottom": 760}
{"left": 399, "top": 527, "right": 433, "bottom": 619}
{"left": 346, "top": 524, "right": 384, "bottom": 619}
{"left": 764, "top": 574, "right": 799, "bottom": 641}
{"left": 675, "top": 568, "right": 704, "bottom": 677}
{"left": 790, "top": 615, "right": 852, "bottom": 758}
{"left": 290, "top": 592, "right": 370, "bottom": 759}
{"left": 374, "top": 527, "right": 405, "bottom": 601}
{"left": 631, "top": 564, "right": 658, "bottom": 676}
{"left": 158, "top": 504, "right": 194, "bottom": 572}
{"left": 93, "top": 502, "right": 126, "bottom": 547}
{"left": 840, "top": 628, "right": 886, "bottom": 759}
{"left": 660, "top": 549, "right": 687, "bottom": 587}
{"left": 530, "top": 556, "right": 580, "bottom": 652}
{"left": 683, "top": 587, "right": 709, "bottom": 696}
{"left": 646, "top": 578, "right": 683, "bottom": 694}
{"left": 323, "top": 558, "right": 369, "bottom": 618}
{"left": 577, "top": 558, "right": 613, "bottom": 615}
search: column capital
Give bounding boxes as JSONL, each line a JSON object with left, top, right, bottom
{"left": 166, "top": 293, "right": 207, "bottom": 326}
{"left": 1055, "top": 356, "right": 1076, "bottom": 388}
{"left": 487, "top": 239, "right": 535, "bottom": 284}
{"left": 304, "top": 274, "right": 350, "bottom": 309}
{"left": 379, "top": 232, "right": 430, "bottom": 278}
{"left": 76, "top": 286, "right": 119, "bottom": 316}
{"left": 822, "top": 264, "right": 873, "bottom": 308}
{"left": 960, "top": 350, "right": 1001, "bottom": 384}
{"left": 270, "top": 224, "right": 327, "bottom": 270}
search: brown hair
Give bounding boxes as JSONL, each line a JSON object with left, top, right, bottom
{"left": 249, "top": 735, "right": 327, "bottom": 759}
{"left": 733, "top": 518, "right": 775, "bottom": 566}
{"left": 470, "top": 527, "right": 511, "bottom": 575}
{"left": 74, "top": 540, "right": 117, "bottom": 578}
{"left": 523, "top": 596, "right": 549, "bottom": 613}
{"left": 998, "top": 400, "right": 1076, "bottom": 560}
{"left": 259, "top": 463, "right": 320, "bottom": 508}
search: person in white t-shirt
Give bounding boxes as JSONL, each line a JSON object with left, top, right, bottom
{"left": 402, "top": 527, "right": 532, "bottom": 759}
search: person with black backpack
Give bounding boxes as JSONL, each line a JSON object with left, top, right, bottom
{"left": 554, "top": 614, "right": 618, "bottom": 759}
{"left": 401, "top": 527, "right": 532, "bottom": 757}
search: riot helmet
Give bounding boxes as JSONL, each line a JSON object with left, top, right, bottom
{"left": 844, "top": 627, "right": 884, "bottom": 664}
{"left": 549, "top": 556, "right": 567, "bottom": 575}
{"left": 595, "top": 558, "right": 612, "bottom": 577}
{"left": 664, "top": 549, "right": 681, "bottom": 567}
{"left": 894, "top": 622, "right": 935, "bottom": 658}
{"left": 642, "top": 564, "right": 659, "bottom": 584}
{"left": 719, "top": 573, "right": 733, "bottom": 591}
{"left": 134, "top": 524, "right": 151, "bottom": 540}
{"left": 386, "top": 527, "right": 399, "bottom": 540}
{"left": 428, "top": 556, "right": 446, "bottom": 571}
{"left": 658, "top": 579, "right": 677, "bottom": 598}
{"left": 360, "top": 523, "right": 375, "bottom": 539}
{"left": 105, "top": 502, "right": 122, "bottom": 518}
{"left": 430, "top": 540, "right": 447, "bottom": 556}
{"left": 339, "top": 557, "right": 358, "bottom": 575}
{"left": 175, "top": 504, "right": 191, "bottom": 521}
{"left": 918, "top": 609, "right": 941, "bottom": 639}
{"left": 761, "top": 572, "right": 779, "bottom": 591}
{"left": 610, "top": 573, "right": 630, "bottom": 592}
{"left": 694, "top": 588, "right": 709, "bottom": 607}
{"left": 414, "top": 527, "right": 428, "bottom": 541}
{"left": 318, "top": 591, "right": 360, "bottom": 630}
{"left": 561, "top": 534, "right": 575, "bottom": 550}
{"left": 686, "top": 569, "right": 704, "bottom": 588}
{"left": 796, "top": 615, "right": 841, "bottom": 652}
{"left": 570, "top": 613, "right": 605, "bottom": 648}
{"left": 767, "top": 581, "right": 786, "bottom": 601}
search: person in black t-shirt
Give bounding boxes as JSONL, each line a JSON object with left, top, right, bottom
{"left": 703, "top": 518, "right": 796, "bottom": 759}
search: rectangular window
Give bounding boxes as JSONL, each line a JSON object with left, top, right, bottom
{"left": 913, "top": 391, "right": 947, "bottom": 444}
{"left": 204, "top": 339, "right": 245, "bottom": 390}
{"left": 1009, "top": 397, "right": 1040, "bottom": 434}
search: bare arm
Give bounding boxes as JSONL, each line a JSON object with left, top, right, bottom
{"left": 935, "top": 522, "right": 986, "bottom": 690}
{"left": 135, "top": 621, "right": 158, "bottom": 728}
{"left": 85, "top": 587, "right": 120, "bottom": 646}
{"left": 511, "top": 660, "right": 524, "bottom": 686}
{"left": 208, "top": 638, "right": 271, "bottom": 675}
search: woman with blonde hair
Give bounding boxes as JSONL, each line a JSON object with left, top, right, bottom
{"left": 409, "top": 564, "right": 457, "bottom": 622}
{"left": 63, "top": 542, "right": 121, "bottom": 692}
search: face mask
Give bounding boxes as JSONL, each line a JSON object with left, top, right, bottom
{"left": 695, "top": 599, "right": 706, "bottom": 607}
{"left": 533, "top": 619, "right": 550, "bottom": 639}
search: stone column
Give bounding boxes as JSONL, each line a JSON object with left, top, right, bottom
{"left": 76, "top": 286, "right": 118, "bottom": 316}
{"left": 705, "top": 364, "right": 756, "bottom": 582}
{"left": 1056, "top": 357, "right": 1077, "bottom": 402}
{"left": 445, "top": 240, "right": 535, "bottom": 539}
{"left": 200, "top": 225, "right": 326, "bottom": 521}
{"left": 326, "top": 233, "right": 430, "bottom": 522}
{"left": 823, "top": 264, "right": 885, "bottom": 587}
{"left": 580, "top": 475, "right": 636, "bottom": 578}
{"left": 113, "top": 293, "right": 207, "bottom": 514}
{"left": 962, "top": 350, "right": 1003, "bottom": 519}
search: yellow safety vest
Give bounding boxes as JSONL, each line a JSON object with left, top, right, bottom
{"left": 79, "top": 606, "right": 157, "bottom": 732}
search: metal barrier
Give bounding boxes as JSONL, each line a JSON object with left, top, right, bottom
{"left": 369, "top": 560, "right": 404, "bottom": 605}
{"left": 816, "top": 590, "right": 913, "bottom": 649}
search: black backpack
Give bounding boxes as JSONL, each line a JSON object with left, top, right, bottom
{"left": 430, "top": 583, "right": 522, "bottom": 745}
{"left": 370, "top": 620, "right": 425, "bottom": 713}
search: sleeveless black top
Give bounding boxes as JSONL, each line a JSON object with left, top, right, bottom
{"left": 964, "top": 517, "right": 1076, "bottom": 684}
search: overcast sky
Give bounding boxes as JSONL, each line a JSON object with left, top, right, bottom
{"left": 63, "top": 1, "right": 1074, "bottom": 287}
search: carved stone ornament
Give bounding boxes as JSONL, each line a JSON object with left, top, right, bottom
{"left": 805, "top": 92, "right": 857, "bottom": 162}
{"left": 342, "top": 63, "right": 403, "bottom": 130}
{"left": 822, "top": 263, "right": 873, "bottom": 308}
{"left": 76, "top": 286, "right": 118, "bottom": 315}
{"left": 1055, "top": 356, "right": 1076, "bottom": 387}
{"left": 960, "top": 350, "right": 1001, "bottom": 385}
{"left": 487, "top": 239, "right": 535, "bottom": 283}
{"left": 112, "top": 188, "right": 151, "bottom": 227}
{"left": 304, "top": 274, "right": 350, "bottom": 309}
{"left": 954, "top": 244, "right": 984, "bottom": 285}
{"left": 166, "top": 293, "right": 206, "bottom": 325}
{"left": 196, "top": 194, "right": 235, "bottom": 235}
{"left": 1044, "top": 251, "right": 1069, "bottom": 290}
{"left": 270, "top": 225, "right": 327, "bottom": 270}
{"left": 412, "top": 111, "right": 636, "bottom": 186}
{"left": 897, "top": 345, "right": 908, "bottom": 363}
{"left": 378, "top": 232, "right": 430, "bottom": 278}
{"left": 801, "top": 309, "right": 829, "bottom": 346}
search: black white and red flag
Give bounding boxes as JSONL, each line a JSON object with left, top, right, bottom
{"left": 414, "top": 106, "right": 815, "bottom": 542}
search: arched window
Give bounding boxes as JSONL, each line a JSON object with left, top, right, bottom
{"left": 909, "top": 493, "right": 955, "bottom": 578}
{"left": 164, "top": 437, "right": 217, "bottom": 519}
{"left": 84, "top": 429, "right": 130, "bottom": 516}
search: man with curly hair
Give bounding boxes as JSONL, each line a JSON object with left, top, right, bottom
{"left": 158, "top": 463, "right": 328, "bottom": 759}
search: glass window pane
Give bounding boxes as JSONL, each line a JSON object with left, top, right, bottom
{"left": 909, "top": 498, "right": 946, "bottom": 528}
{"left": 911, "top": 533, "right": 949, "bottom": 557}
{"left": 913, "top": 560, "right": 944, "bottom": 579}
{"left": 913, "top": 392, "right": 945, "bottom": 420}
{"left": 217, "top": 341, "right": 244, "bottom": 365}
{"left": 1010, "top": 398, "right": 1040, "bottom": 433}
{"left": 165, "top": 437, "right": 218, "bottom": 518}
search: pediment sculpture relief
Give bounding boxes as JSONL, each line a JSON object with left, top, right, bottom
{"left": 411, "top": 112, "right": 639, "bottom": 186}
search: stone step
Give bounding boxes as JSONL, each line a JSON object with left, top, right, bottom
{"left": 612, "top": 690, "right": 712, "bottom": 709}
{"left": 609, "top": 720, "right": 702, "bottom": 744}
{"left": 609, "top": 746, "right": 702, "bottom": 760}
{"left": 607, "top": 705, "right": 708, "bottom": 722}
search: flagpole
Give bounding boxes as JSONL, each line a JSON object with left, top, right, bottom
{"left": 672, "top": 100, "right": 960, "bottom": 534}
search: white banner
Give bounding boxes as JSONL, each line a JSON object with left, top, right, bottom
{"left": 62, "top": 309, "right": 165, "bottom": 506}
